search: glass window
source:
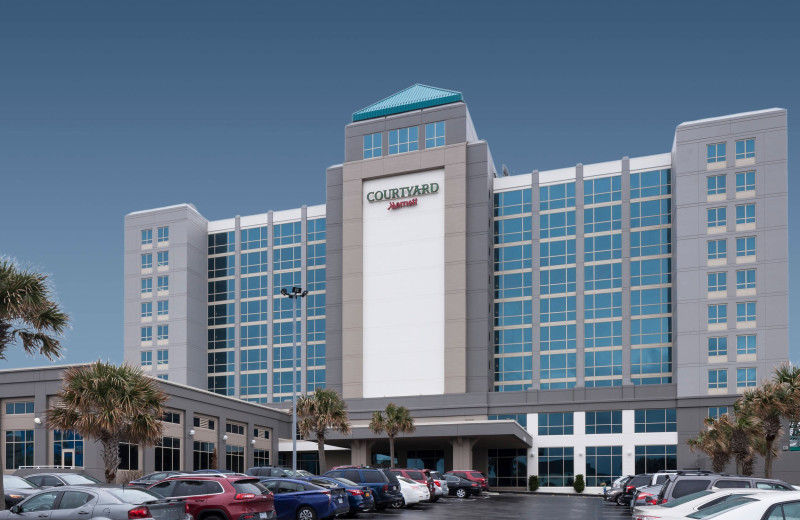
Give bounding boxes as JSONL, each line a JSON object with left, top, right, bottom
{"left": 141, "top": 327, "right": 152, "bottom": 342}
{"left": 707, "top": 207, "right": 727, "bottom": 228}
{"left": 54, "top": 430, "right": 84, "bottom": 468}
{"left": 157, "top": 374, "right": 168, "bottom": 380}
{"left": 141, "top": 229, "right": 153, "bottom": 245}
{"left": 707, "top": 142, "right": 726, "bottom": 164}
{"left": 631, "top": 317, "right": 672, "bottom": 345}
{"left": 737, "top": 335, "right": 756, "bottom": 356}
{"left": 388, "top": 126, "right": 419, "bottom": 155}
{"left": 157, "top": 226, "right": 169, "bottom": 244}
{"left": 635, "top": 445, "right": 677, "bottom": 474}
{"left": 538, "top": 412, "right": 574, "bottom": 435}
{"left": 208, "top": 231, "right": 235, "bottom": 254}
{"left": 425, "top": 121, "right": 445, "bottom": 148}
{"left": 157, "top": 349, "right": 168, "bottom": 366}
{"left": 141, "top": 254, "right": 152, "bottom": 269}
{"left": 708, "top": 304, "right": 727, "bottom": 324}
{"left": 631, "top": 199, "right": 671, "bottom": 228}
{"left": 208, "top": 255, "right": 236, "bottom": 278}
{"left": 363, "top": 132, "right": 382, "bottom": 159}
{"left": 538, "top": 447, "right": 574, "bottom": 487}
{"left": 708, "top": 337, "right": 727, "bottom": 357}
{"left": 157, "top": 251, "right": 169, "bottom": 267}
{"left": 585, "top": 446, "right": 621, "bottom": 487}
{"left": 157, "top": 325, "right": 169, "bottom": 341}
{"left": 157, "top": 276, "right": 169, "bottom": 292}
{"left": 634, "top": 409, "right": 677, "bottom": 433}
{"left": 630, "top": 258, "right": 670, "bottom": 287}
{"left": 19, "top": 491, "right": 59, "bottom": 513}
{"left": 494, "top": 189, "right": 532, "bottom": 217}
{"left": 708, "top": 407, "right": 728, "bottom": 419}
{"left": 707, "top": 239, "right": 727, "bottom": 261}
{"left": 118, "top": 443, "right": 139, "bottom": 471}
{"left": 585, "top": 411, "right": 622, "bottom": 434}
{"left": 735, "top": 138, "right": 755, "bottom": 160}
{"left": 707, "top": 175, "right": 726, "bottom": 196}
{"left": 584, "top": 205, "right": 622, "bottom": 233}
{"left": 240, "top": 226, "right": 268, "bottom": 251}
{"left": 155, "top": 437, "right": 180, "bottom": 472}
{"left": 736, "top": 236, "right": 756, "bottom": 257}
{"left": 630, "top": 287, "right": 671, "bottom": 316}
{"left": 735, "top": 204, "right": 755, "bottom": 225}
{"left": 540, "top": 183, "right": 576, "bottom": 211}
{"left": 736, "top": 269, "right": 756, "bottom": 290}
{"left": 736, "top": 302, "right": 756, "bottom": 322}
{"left": 737, "top": 367, "right": 756, "bottom": 388}
{"left": 5, "top": 430, "right": 34, "bottom": 469}
{"left": 630, "top": 169, "right": 671, "bottom": 199}
{"left": 487, "top": 448, "right": 527, "bottom": 487}
{"left": 707, "top": 272, "right": 727, "bottom": 292}
{"left": 4, "top": 402, "right": 34, "bottom": 415}
{"left": 141, "top": 302, "right": 152, "bottom": 318}
{"left": 540, "top": 211, "right": 576, "bottom": 238}
{"left": 157, "top": 300, "right": 169, "bottom": 316}
{"left": 630, "top": 229, "right": 671, "bottom": 258}
{"left": 708, "top": 369, "right": 727, "bottom": 389}
{"left": 141, "top": 278, "right": 153, "bottom": 296}
{"left": 584, "top": 176, "right": 621, "bottom": 205}
{"left": 736, "top": 171, "right": 755, "bottom": 192}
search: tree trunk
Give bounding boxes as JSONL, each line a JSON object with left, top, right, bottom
{"left": 102, "top": 434, "right": 121, "bottom": 484}
{"left": 389, "top": 435, "right": 395, "bottom": 469}
{"left": 764, "top": 437, "right": 775, "bottom": 479}
{"left": 317, "top": 432, "right": 327, "bottom": 474}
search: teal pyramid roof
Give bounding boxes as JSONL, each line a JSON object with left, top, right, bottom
{"left": 352, "top": 84, "right": 463, "bottom": 122}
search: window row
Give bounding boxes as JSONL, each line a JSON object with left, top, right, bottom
{"left": 707, "top": 171, "right": 756, "bottom": 195}
{"left": 140, "top": 349, "right": 169, "bottom": 367}
{"left": 140, "top": 326, "right": 169, "bottom": 342}
{"left": 708, "top": 335, "right": 756, "bottom": 357}
{"left": 707, "top": 302, "right": 757, "bottom": 324}
{"left": 707, "top": 138, "right": 755, "bottom": 165}
{"left": 141, "top": 226, "right": 169, "bottom": 246}
{"left": 707, "top": 203, "right": 756, "bottom": 228}
{"left": 708, "top": 367, "right": 757, "bottom": 389}
{"left": 141, "top": 300, "right": 169, "bottom": 318}
{"left": 535, "top": 409, "right": 676, "bottom": 435}
{"left": 362, "top": 121, "right": 446, "bottom": 159}
{"left": 140, "top": 251, "right": 170, "bottom": 270}
{"left": 141, "top": 276, "right": 169, "bottom": 295}
{"left": 707, "top": 237, "right": 756, "bottom": 260}
{"left": 707, "top": 269, "right": 756, "bottom": 292}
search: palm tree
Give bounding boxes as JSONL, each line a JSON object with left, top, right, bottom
{"left": 296, "top": 388, "right": 351, "bottom": 473}
{"left": 687, "top": 416, "right": 732, "bottom": 473}
{"left": 0, "top": 259, "right": 69, "bottom": 509}
{"left": 47, "top": 361, "right": 167, "bottom": 483}
{"left": 739, "top": 381, "right": 791, "bottom": 478}
{"left": 368, "top": 403, "right": 415, "bottom": 469}
{"left": 726, "top": 410, "right": 759, "bottom": 476}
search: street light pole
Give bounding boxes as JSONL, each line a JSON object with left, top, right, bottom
{"left": 281, "top": 286, "right": 307, "bottom": 474}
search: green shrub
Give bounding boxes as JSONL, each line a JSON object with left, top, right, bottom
{"left": 573, "top": 474, "right": 585, "bottom": 493}
{"left": 529, "top": 475, "right": 539, "bottom": 492}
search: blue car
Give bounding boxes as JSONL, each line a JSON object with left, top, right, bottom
{"left": 261, "top": 478, "right": 349, "bottom": 520}
{"left": 300, "top": 476, "right": 376, "bottom": 516}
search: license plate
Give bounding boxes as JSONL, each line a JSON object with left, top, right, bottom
{"left": 365, "top": 492, "right": 370, "bottom": 497}
{"left": 337, "top": 498, "right": 343, "bottom": 503}
{"left": 259, "top": 513, "right": 267, "bottom": 519}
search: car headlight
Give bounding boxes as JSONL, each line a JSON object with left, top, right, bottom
{"left": 8, "top": 495, "right": 23, "bottom": 499}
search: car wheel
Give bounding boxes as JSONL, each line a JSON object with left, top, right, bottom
{"left": 456, "top": 488, "right": 467, "bottom": 498}
{"left": 615, "top": 494, "right": 625, "bottom": 506}
{"left": 390, "top": 497, "right": 404, "bottom": 509}
{"left": 297, "top": 506, "right": 317, "bottom": 520}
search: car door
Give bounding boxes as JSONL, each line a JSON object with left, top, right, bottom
{"left": 49, "top": 491, "right": 95, "bottom": 520}
{"left": 14, "top": 491, "right": 61, "bottom": 520}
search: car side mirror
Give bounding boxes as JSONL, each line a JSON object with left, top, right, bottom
{"left": 10, "top": 506, "right": 20, "bottom": 514}
{"left": 55, "top": 483, "right": 65, "bottom": 487}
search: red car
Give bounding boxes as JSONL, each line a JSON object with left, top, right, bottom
{"left": 445, "top": 470, "right": 489, "bottom": 491}
{"left": 148, "top": 474, "right": 275, "bottom": 520}
{"left": 389, "top": 469, "right": 436, "bottom": 501}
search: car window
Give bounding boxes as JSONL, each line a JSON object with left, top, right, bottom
{"left": 661, "top": 490, "right": 715, "bottom": 508}
{"left": 3, "top": 475, "right": 36, "bottom": 489}
{"left": 778, "top": 501, "right": 800, "bottom": 520}
{"left": 233, "top": 481, "right": 267, "bottom": 495}
{"left": 467, "top": 472, "right": 486, "bottom": 479}
{"left": 757, "top": 482, "right": 792, "bottom": 490}
{"left": 342, "top": 470, "right": 360, "bottom": 482}
{"left": 58, "top": 491, "right": 94, "bottom": 510}
{"left": 673, "top": 479, "right": 711, "bottom": 498}
{"left": 714, "top": 480, "right": 750, "bottom": 488}
{"left": 686, "top": 497, "right": 756, "bottom": 519}
{"left": 105, "top": 489, "right": 163, "bottom": 503}
{"left": 20, "top": 492, "right": 60, "bottom": 512}
{"left": 174, "top": 480, "right": 221, "bottom": 496}
{"left": 362, "top": 471, "right": 385, "bottom": 484}
{"left": 655, "top": 475, "right": 668, "bottom": 485}
{"left": 150, "top": 480, "right": 178, "bottom": 496}
{"left": 445, "top": 476, "right": 458, "bottom": 483}
{"left": 43, "top": 476, "right": 64, "bottom": 487}
{"left": 335, "top": 478, "right": 358, "bottom": 487}
{"left": 262, "top": 481, "right": 280, "bottom": 493}
{"left": 60, "top": 475, "right": 99, "bottom": 485}
{"left": 148, "top": 472, "right": 167, "bottom": 481}
{"left": 278, "top": 481, "right": 304, "bottom": 493}
{"left": 407, "top": 471, "right": 425, "bottom": 480}
{"left": 25, "top": 476, "right": 43, "bottom": 487}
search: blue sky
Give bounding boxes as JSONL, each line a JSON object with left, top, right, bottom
{"left": 1, "top": 1, "right": 798, "bottom": 368}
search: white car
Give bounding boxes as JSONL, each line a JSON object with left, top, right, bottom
{"left": 675, "top": 490, "right": 800, "bottom": 519}
{"left": 393, "top": 476, "right": 430, "bottom": 508}
{"left": 632, "top": 488, "right": 771, "bottom": 520}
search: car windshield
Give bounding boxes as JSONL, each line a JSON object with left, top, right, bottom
{"left": 233, "top": 481, "right": 267, "bottom": 495}
{"left": 3, "top": 476, "right": 36, "bottom": 489}
{"left": 295, "top": 470, "right": 313, "bottom": 477}
{"left": 334, "top": 478, "right": 358, "bottom": 487}
{"left": 686, "top": 497, "right": 757, "bottom": 519}
{"left": 105, "top": 488, "right": 162, "bottom": 503}
{"left": 60, "top": 474, "right": 100, "bottom": 485}
{"left": 660, "top": 490, "right": 715, "bottom": 508}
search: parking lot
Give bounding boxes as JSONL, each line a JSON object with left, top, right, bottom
{"left": 366, "top": 493, "right": 632, "bottom": 520}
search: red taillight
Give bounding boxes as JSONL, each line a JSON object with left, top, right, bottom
{"left": 434, "top": 481, "right": 441, "bottom": 488}
{"left": 382, "top": 484, "right": 388, "bottom": 492}
{"left": 661, "top": 498, "right": 668, "bottom": 504}
{"left": 235, "top": 493, "right": 256, "bottom": 500}
{"left": 128, "top": 507, "right": 151, "bottom": 519}
{"left": 349, "top": 489, "right": 364, "bottom": 496}
{"left": 321, "top": 490, "right": 331, "bottom": 495}
{"left": 626, "top": 485, "right": 635, "bottom": 492}
{"left": 185, "top": 502, "right": 190, "bottom": 514}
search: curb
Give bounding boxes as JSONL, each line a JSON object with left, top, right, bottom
{"left": 495, "top": 490, "right": 603, "bottom": 498}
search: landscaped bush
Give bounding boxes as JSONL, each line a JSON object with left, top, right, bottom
{"left": 573, "top": 474, "right": 585, "bottom": 493}
{"left": 529, "top": 475, "right": 539, "bottom": 492}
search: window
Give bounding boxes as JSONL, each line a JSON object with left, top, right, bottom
{"left": 141, "top": 327, "right": 152, "bottom": 342}
{"left": 141, "top": 253, "right": 153, "bottom": 269}
{"left": 254, "top": 449, "right": 270, "bottom": 467}
{"left": 494, "top": 189, "right": 532, "bottom": 217}
{"left": 363, "top": 132, "right": 382, "bottom": 159}
{"left": 736, "top": 171, "right": 755, "bottom": 192}
{"left": 141, "top": 302, "right": 152, "bottom": 319}
{"left": 157, "top": 374, "right": 168, "bottom": 380}
{"left": 157, "top": 349, "right": 168, "bottom": 366}
{"left": 225, "top": 423, "right": 245, "bottom": 435}
{"left": 226, "top": 445, "right": 245, "bottom": 473}
{"left": 193, "top": 441, "right": 215, "bottom": 471}
{"left": 157, "top": 325, "right": 169, "bottom": 341}
{"left": 4, "top": 402, "right": 34, "bottom": 415}
{"left": 157, "top": 251, "right": 169, "bottom": 267}
{"left": 585, "top": 446, "right": 622, "bottom": 487}
{"left": 538, "top": 447, "right": 574, "bottom": 487}
{"left": 584, "top": 176, "right": 621, "bottom": 205}
{"left": 737, "top": 367, "right": 756, "bottom": 388}
{"left": 585, "top": 411, "right": 622, "bottom": 434}
{"left": 707, "top": 142, "right": 726, "bottom": 164}
{"left": 708, "top": 304, "right": 727, "bottom": 325}
{"left": 737, "top": 335, "right": 756, "bottom": 356}
{"left": 630, "top": 228, "right": 671, "bottom": 258}
{"left": 157, "top": 276, "right": 169, "bottom": 292}
{"left": 540, "top": 183, "right": 576, "bottom": 210}
{"left": 736, "top": 236, "right": 756, "bottom": 257}
{"left": 735, "top": 138, "right": 755, "bottom": 160}
{"left": 708, "top": 337, "right": 727, "bottom": 357}
{"left": 630, "top": 258, "right": 670, "bottom": 287}
{"left": 163, "top": 411, "right": 181, "bottom": 424}
{"left": 155, "top": 437, "right": 180, "bottom": 471}
{"left": 709, "top": 369, "right": 727, "bottom": 390}
{"left": 425, "top": 121, "right": 445, "bottom": 148}
{"left": 157, "top": 300, "right": 169, "bottom": 316}
{"left": 736, "top": 269, "right": 755, "bottom": 290}
{"left": 141, "top": 229, "right": 153, "bottom": 245}
{"left": 388, "top": 126, "right": 418, "bottom": 155}
{"left": 5, "top": 430, "right": 34, "bottom": 469}
{"left": 707, "top": 239, "right": 727, "bottom": 261}
{"left": 735, "top": 204, "right": 755, "bottom": 225}
{"left": 707, "top": 175, "right": 726, "bottom": 196}
{"left": 538, "top": 412, "right": 573, "bottom": 435}
{"left": 630, "top": 288, "right": 670, "bottom": 316}
{"left": 707, "top": 207, "right": 727, "bottom": 228}
{"left": 157, "top": 226, "right": 169, "bottom": 244}
{"left": 487, "top": 448, "right": 527, "bottom": 487}
{"left": 635, "top": 445, "right": 677, "bottom": 473}
{"left": 241, "top": 226, "right": 268, "bottom": 250}
{"left": 630, "top": 169, "right": 670, "bottom": 199}
{"left": 141, "top": 278, "right": 153, "bottom": 296}
{"left": 209, "top": 231, "right": 235, "bottom": 254}
{"left": 54, "top": 430, "right": 84, "bottom": 467}
{"left": 118, "top": 443, "right": 139, "bottom": 470}
{"left": 140, "top": 351, "right": 152, "bottom": 366}
{"left": 707, "top": 272, "right": 727, "bottom": 292}
{"left": 736, "top": 302, "right": 756, "bottom": 323}
{"left": 634, "top": 409, "right": 677, "bottom": 433}
{"left": 708, "top": 406, "right": 728, "bottom": 419}
{"left": 630, "top": 199, "right": 670, "bottom": 228}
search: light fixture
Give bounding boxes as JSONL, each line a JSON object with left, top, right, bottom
{"left": 222, "top": 434, "right": 228, "bottom": 441}
{"left": 189, "top": 429, "right": 195, "bottom": 437}
{"left": 627, "top": 450, "right": 632, "bottom": 456}
{"left": 33, "top": 417, "right": 42, "bottom": 425}
{"left": 251, "top": 439, "right": 257, "bottom": 446}
{"left": 578, "top": 451, "right": 583, "bottom": 457}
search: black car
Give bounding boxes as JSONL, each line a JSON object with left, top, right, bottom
{"left": 2, "top": 475, "right": 39, "bottom": 509}
{"left": 324, "top": 467, "right": 402, "bottom": 510}
{"left": 443, "top": 475, "right": 480, "bottom": 498}
{"left": 127, "top": 471, "right": 186, "bottom": 488}
{"left": 614, "top": 473, "right": 653, "bottom": 506}
{"left": 23, "top": 473, "right": 101, "bottom": 488}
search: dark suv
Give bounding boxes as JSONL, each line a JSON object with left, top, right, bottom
{"left": 615, "top": 473, "right": 653, "bottom": 506}
{"left": 657, "top": 472, "right": 793, "bottom": 504}
{"left": 148, "top": 474, "right": 275, "bottom": 520}
{"left": 324, "top": 467, "right": 401, "bottom": 510}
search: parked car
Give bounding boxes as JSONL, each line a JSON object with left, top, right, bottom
{"left": 656, "top": 472, "right": 793, "bottom": 504}
{"left": 299, "top": 476, "right": 376, "bottom": 516}
{"left": 614, "top": 473, "right": 654, "bottom": 506}
{"left": 445, "top": 470, "right": 488, "bottom": 491}
{"left": 127, "top": 471, "right": 186, "bottom": 488}
{"left": 323, "top": 467, "right": 402, "bottom": 510}
{"left": 260, "top": 478, "right": 349, "bottom": 520}
{"left": 692, "top": 490, "right": 800, "bottom": 520}
{"left": 443, "top": 474, "right": 480, "bottom": 498}
{"left": 630, "top": 471, "right": 680, "bottom": 508}
{"left": 148, "top": 473, "right": 275, "bottom": 520}
{"left": 604, "top": 475, "right": 632, "bottom": 502}
{"left": 0, "top": 485, "right": 190, "bottom": 520}
{"left": 2, "top": 475, "right": 39, "bottom": 509}
{"left": 393, "top": 476, "right": 430, "bottom": 508}
{"left": 23, "top": 473, "right": 101, "bottom": 488}
{"left": 389, "top": 468, "right": 436, "bottom": 501}
{"left": 429, "top": 471, "right": 449, "bottom": 499}
{"left": 247, "top": 467, "right": 313, "bottom": 478}
{"left": 632, "top": 488, "right": 771, "bottom": 520}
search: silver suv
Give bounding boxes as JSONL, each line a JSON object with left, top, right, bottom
{"left": 656, "top": 472, "right": 793, "bottom": 504}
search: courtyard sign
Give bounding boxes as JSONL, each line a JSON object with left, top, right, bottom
{"left": 366, "top": 182, "right": 440, "bottom": 203}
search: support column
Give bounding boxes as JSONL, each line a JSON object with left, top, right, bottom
{"left": 450, "top": 437, "right": 478, "bottom": 469}
{"left": 349, "top": 440, "right": 374, "bottom": 467}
